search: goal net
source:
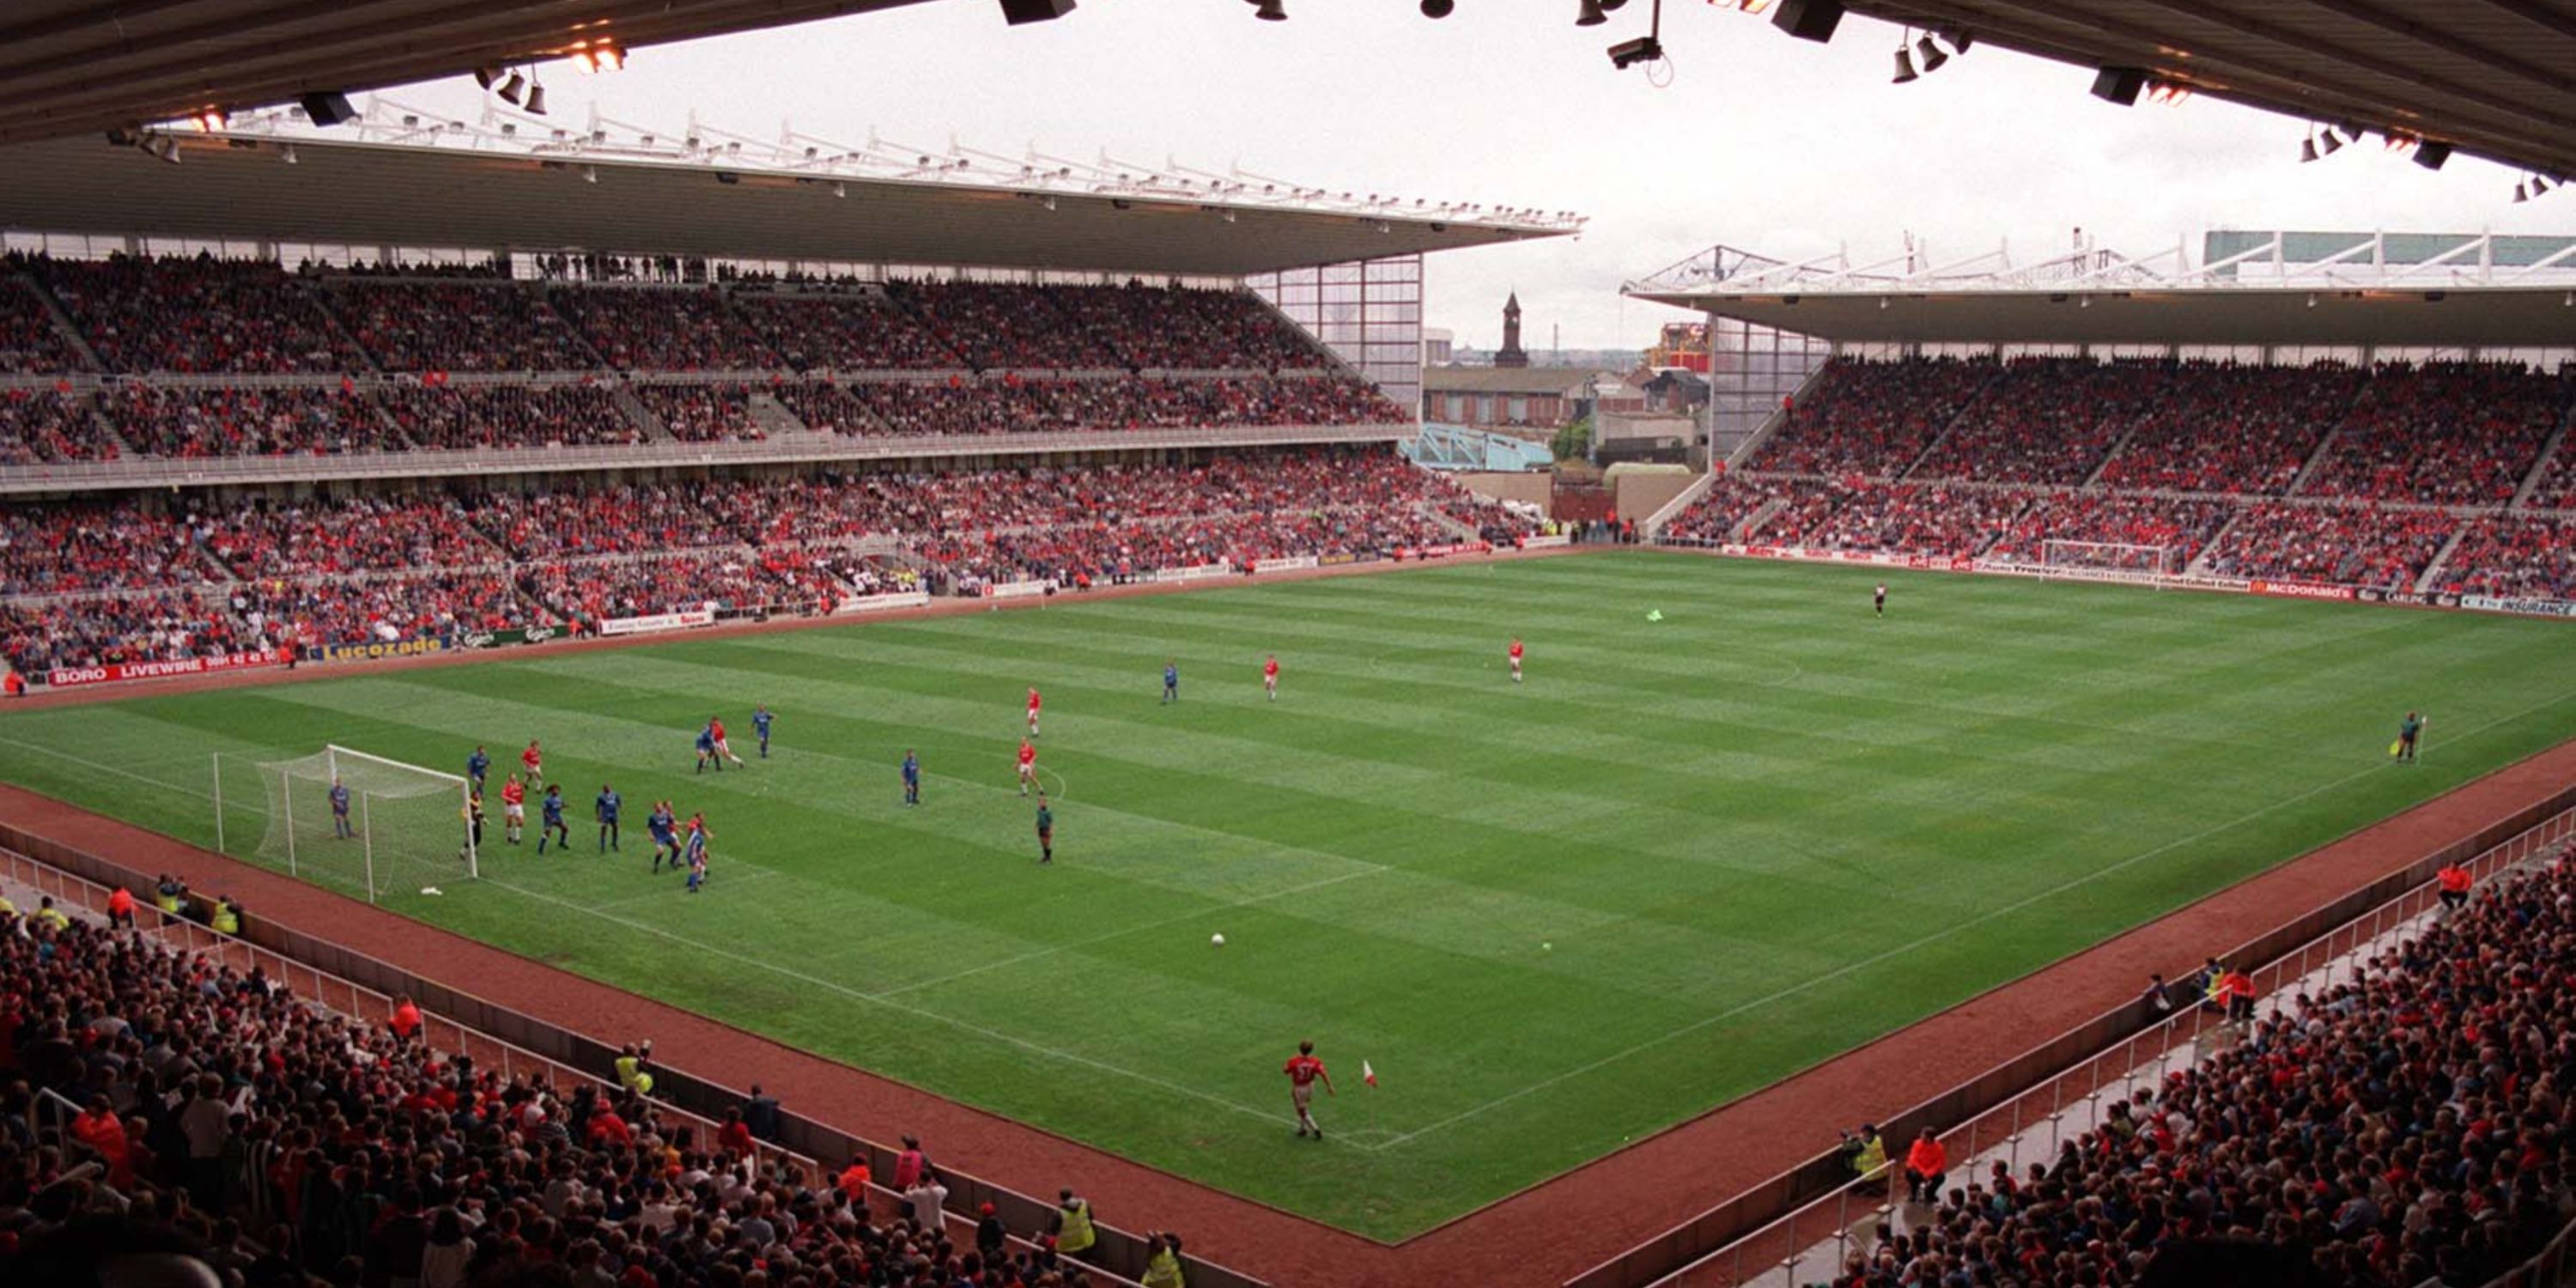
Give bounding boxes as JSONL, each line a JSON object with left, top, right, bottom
{"left": 222, "top": 745, "right": 477, "bottom": 903}
{"left": 2039, "top": 540, "right": 2184, "bottom": 580}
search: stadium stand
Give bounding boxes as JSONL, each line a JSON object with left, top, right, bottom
{"left": 331, "top": 281, "right": 597, "bottom": 373}
{"left": 732, "top": 290, "right": 963, "bottom": 372}
{"left": 552, "top": 286, "right": 781, "bottom": 373}
{"left": 95, "top": 385, "right": 388, "bottom": 459}
{"left": 0, "top": 888, "right": 1121, "bottom": 1288}
{"left": 34, "top": 256, "right": 365, "bottom": 374}
{"left": 1820, "top": 849, "right": 2576, "bottom": 1288}
{"left": 0, "top": 389, "right": 106, "bottom": 465}
{"left": 2089, "top": 361, "right": 2365, "bottom": 495}
{"left": 0, "top": 270, "right": 91, "bottom": 374}
{"left": 1906, "top": 357, "right": 2172, "bottom": 486}
{"left": 1986, "top": 492, "right": 2241, "bottom": 567}
{"left": 2196, "top": 503, "right": 2459, "bottom": 592}
{"left": 0, "top": 447, "right": 1530, "bottom": 674}
{"left": 2434, "top": 515, "right": 2576, "bottom": 602}
{"left": 374, "top": 384, "right": 644, "bottom": 451}
{"left": 2297, "top": 362, "right": 2573, "bottom": 506}
{"left": 1753, "top": 357, "right": 1996, "bottom": 478}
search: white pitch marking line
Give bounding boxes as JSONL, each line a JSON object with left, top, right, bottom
{"left": 1361, "top": 685, "right": 2576, "bottom": 1151}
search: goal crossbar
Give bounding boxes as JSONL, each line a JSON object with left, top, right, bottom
{"left": 2038, "top": 539, "right": 2184, "bottom": 577}
{"left": 325, "top": 744, "right": 468, "bottom": 789}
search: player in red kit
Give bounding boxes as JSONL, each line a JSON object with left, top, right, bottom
{"left": 1508, "top": 637, "right": 1524, "bottom": 684}
{"left": 708, "top": 716, "right": 744, "bottom": 767}
{"left": 521, "top": 739, "right": 544, "bottom": 787}
{"left": 1262, "top": 654, "right": 1279, "bottom": 702}
{"left": 1026, "top": 687, "right": 1042, "bottom": 738}
{"left": 1283, "top": 1040, "right": 1335, "bottom": 1139}
{"left": 500, "top": 774, "right": 527, "bottom": 845}
{"left": 1017, "top": 739, "right": 1038, "bottom": 797}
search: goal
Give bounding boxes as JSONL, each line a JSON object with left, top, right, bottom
{"left": 2038, "top": 540, "right": 2184, "bottom": 580}
{"left": 216, "top": 745, "right": 477, "bottom": 903}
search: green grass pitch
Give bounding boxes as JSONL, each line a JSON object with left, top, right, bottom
{"left": 3, "top": 549, "right": 2574, "bottom": 1239}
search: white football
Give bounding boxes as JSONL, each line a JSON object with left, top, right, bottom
{"left": 421, "top": 886, "right": 443, "bottom": 896}
{"left": 1211, "top": 933, "right": 1226, "bottom": 946}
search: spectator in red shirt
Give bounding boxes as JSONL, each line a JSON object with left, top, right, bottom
{"left": 1904, "top": 1127, "right": 1947, "bottom": 1204}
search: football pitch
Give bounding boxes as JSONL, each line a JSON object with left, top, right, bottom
{"left": 3, "top": 549, "right": 2575, "bottom": 1239}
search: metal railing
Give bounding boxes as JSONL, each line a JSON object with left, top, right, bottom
{"left": 0, "top": 837, "right": 1222, "bottom": 1287}
{"left": 1573, "top": 799, "right": 2576, "bottom": 1288}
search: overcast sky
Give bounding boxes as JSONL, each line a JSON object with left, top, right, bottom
{"left": 386, "top": 0, "right": 2569, "bottom": 351}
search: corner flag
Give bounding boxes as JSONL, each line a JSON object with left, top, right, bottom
{"left": 1363, "top": 1060, "right": 1377, "bottom": 1088}
{"left": 2389, "top": 738, "right": 2404, "bottom": 757}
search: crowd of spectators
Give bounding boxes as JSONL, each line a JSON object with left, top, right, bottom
{"left": 2300, "top": 363, "right": 2572, "bottom": 506}
{"left": 196, "top": 495, "right": 498, "bottom": 579}
{"left": 1909, "top": 358, "right": 2173, "bottom": 486}
{"left": 1657, "top": 476, "right": 1820, "bottom": 545}
{"left": 1986, "top": 493, "right": 2240, "bottom": 568}
{"left": 377, "top": 384, "right": 644, "bottom": 451}
{"left": 1799, "top": 483, "right": 2027, "bottom": 558}
{"left": 2093, "top": 362, "right": 2364, "bottom": 495}
{"left": 887, "top": 283, "right": 1122, "bottom": 371}
{"left": 0, "top": 273, "right": 89, "bottom": 374}
{"left": 2199, "top": 502, "right": 2459, "bottom": 592}
{"left": 1828, "top": 850, "right": 2576, "bottom": 1288}
{"left": 2433, "top": 516, "right": 2576, "bottom": 603}
{"left": 516, "top": 550, "right": 817, "bottom": 623}
{"left": 0, "top": 898, "right": 1118, "bottom": 1288}
{"left": 555, "top": 288, "right": 781, "bottom": 373}
{"left": 470, "top": 483, "right": 745, "bottom": 561}
{"left": 0, "top": 591, "right": 258, "bottom": 675}
{"left": 635, "top": 385, "right": 769, "bottom": 444}
{"left": 38, "top": 255, "right": 365, "bottom": 374}
{"left": 1753, "top": 358, "right": 1998, "bottom": 478}
{"left": 0, "top": 501, "right": 215, "bottom": 595}
{"left": 97, "top": 386, "right": 388, "bottom": 459}
{"left": 0, "top": 389, "right": 105, "bottom": 464}
{"left": 732, "top": 293, "right": 964, "bottom": 372}
{"left": 333, "top": 282, "right": 595, "bottom": 373}
{"left": 797, "top": 376, "right": 1403, "bottom": 440}
{"left": 231, "top": 571, "right": 548, "bottom": 645}
{"left": 2520, "top": 440, "right": 2576, "bottom": 513}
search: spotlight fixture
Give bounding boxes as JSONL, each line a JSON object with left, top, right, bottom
{"left": 833, "top": 182, "right": 848, "bottom": 197}
{"left": 581, "top": 165, "right": 598, "bottom": 184}
{"left": 2414, "top": 141, "right": 2451, "bottom": 170}
{"left": 1607, "top": 34, "right": 1662, "bottom": 68}
{"left": 193, "top": 109, "right": 227, "bottom": 132}
{"left": 2536, "top": 176, "right": 2555, "bottom": 196}
{"left": 1577, "top": 0, "right": 1607, "bottom": 27}
{"left": 1916, "top": 33, "right": 1947, "bottom": 73}
{"left": 1941, "top": 27, "right": 1971, "bottom": 52}
{"left": 299, "top": 92, "right": 356, "bottom": 127}
{"left": 1252, "top": 0, "right": 1285, "bottom": 19}
{"left": 525, "top": 78, "right": 548, "bottom": 116}
{"left": 2515, "top": 182, "right": 2530, "bottom": 204}
{"left": 1421, "top": 0, "right": 1453, "bottom": 15}
{"left": 1891, "top": 39, "right": 1917, "bottom": 84}
{"left": 2319, "top": 127, "right": 2342, "bottom": 155}
{"left": 496, "top": 70, "right": 526, "bottom": 106}
{"left": 473, "top": 66, "right": 501, "bottom": 90}
{"left": 143, "top": 135, "right": 180, "bottom": 163}
{"left": 280, "top": 144, "right": 298, "bottom": 165}
{"left": 1770, "top": 0, "right": 1843, "bottom": 42}
{"left": 2300, "top": 131, "right": 2318, "bottom": 164}
{"left": 2090, "top": 66, "right": 2147, "bottom": 106}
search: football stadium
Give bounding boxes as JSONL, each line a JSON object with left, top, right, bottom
{"left": 3, "top": 3, "right": 2576, "bottom": 1288}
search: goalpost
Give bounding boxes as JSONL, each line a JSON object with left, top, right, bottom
{"left": 2038, "top": 540, "right": 2184, "bottom": 584}
{"left": 216, "top": 745, "right": 477, "bottom": 903}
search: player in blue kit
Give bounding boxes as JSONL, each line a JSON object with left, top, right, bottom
{"left": 683, "top": 813, "right": 712, "bottom": 893}
{"left": 1163, "top": 659, "right": 1180, "bottom": 704}
{"left": 466, "top": 745, "right": 490, "bottom": 793}
{"left": 695, "top": 722, "right": 722, "bottom": 774}
{"left": 595, "top": 783, "right": 623, "bottom": 853}
{"left": 902, "top": 750, "right": 921, "bottom": 806}
{"left": 329, "top": 777, "right": 354, "bottom": 840}
{"left": 647, "top": 800, "right": 678, "bottom": 872}
{"left": 754, "top": 705, "right": 775, "bottom": 758}
{"left": 537, "top": 785, "right": 570, "bottom": 854}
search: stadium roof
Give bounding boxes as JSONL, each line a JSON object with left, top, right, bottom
{"left": 0, "top": 104, "right": 1578, "bottom": 277}
{"left": 1625, "top": 233, "right": 2576, "bottom": 349}
{"left": 1757, "top": 1, "right": 2576, "bottom": 186}
{"left": 0, "top": 0, "right": 950, "bottom": 147}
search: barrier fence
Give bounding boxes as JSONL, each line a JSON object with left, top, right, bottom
{"left": 0, "top": 835, "right": 1245, "bottom": 1288}
{"left": 1571, "top": 787, "right": 2576, "bottom": 1288}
